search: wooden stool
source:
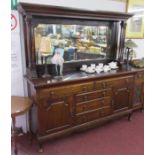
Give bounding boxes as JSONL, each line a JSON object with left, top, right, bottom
{"left": 11, "top": 96, "right": 32, "bottom": 155}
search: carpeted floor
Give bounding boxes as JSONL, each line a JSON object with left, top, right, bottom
{"left": 12, "top": 111, "right": 144, "bottom": 155}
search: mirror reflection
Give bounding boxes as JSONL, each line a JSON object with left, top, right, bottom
{"left": 34, "top": 24, "right": 111, "bottom": 64}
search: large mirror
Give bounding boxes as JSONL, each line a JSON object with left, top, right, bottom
{"left": 34, "top": 23, "right": 112, "bottom": 64}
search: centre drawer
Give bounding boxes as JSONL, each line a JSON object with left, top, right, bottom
{"left": 75, "top": 89, "right": 111, "bottom": 103}
{"left": 76, "top": 97, "right": 111, "bottom": 114}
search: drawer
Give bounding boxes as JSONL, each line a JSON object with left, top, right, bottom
{"left": 95, "top": 80, "right": 112, "bottom": 90}
{"left": 75, "top": 107, "right": 111, "bottom": 125}
{"left": 75, "top": 89, "right": 111, "bottom": 103}
{"left": 37, "top": 82, "right": 94, "bottom": 99}
{"left": 76, "top": 97, "right": 111, "bottom": 114}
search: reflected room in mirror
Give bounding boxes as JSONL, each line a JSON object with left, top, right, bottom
{"left": 34, "top": 23, "right": 112, "bottom": 64}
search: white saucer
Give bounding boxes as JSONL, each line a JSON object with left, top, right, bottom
{"left": 86, "top": 69, "right": 95, "bottom": 74}
{"left": 80, "top": 67, "right": 87, "bottom": 71}
{"left": 110, "top": 66, "right": 119, "bottom": 69}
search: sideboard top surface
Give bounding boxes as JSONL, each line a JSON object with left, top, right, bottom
{"left": 26, "top": 67, "right": 143, "bottom": 89}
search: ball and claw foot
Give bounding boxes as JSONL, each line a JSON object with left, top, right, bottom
{"left": 38, "top": 148, "right": 43, "bottom": 153}
{"left": 38, "top": 144, "right": 44, "bottom": 153}
{"left": 128, "top": 113, "right": 132, "bottom": 121}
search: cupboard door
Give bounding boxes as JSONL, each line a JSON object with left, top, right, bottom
{"left": 38, "top": 97, "right": 71, "bottom": 135}
{"left": 133, "top": 83, "right": 144, "bottom": 109}
{"left": 113, "top": 87, "right": 132, "bottom": 112}
{"left": 111, "top": 76, "right": 134, "bottom": 113}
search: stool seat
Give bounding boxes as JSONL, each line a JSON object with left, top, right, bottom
{"left": 11, "top": 96, "right": 32, "bottom": 155}
{"left": 11, "top": 96, "right": 32, "bottom": 117}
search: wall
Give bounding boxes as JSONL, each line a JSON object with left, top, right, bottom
{"left": 11, "top": 10, "right": 28, "bottom": 132}
{"left": 132, "top": 39, "right": 144, "bottom": 59}
{"left": 18, "top": 0, "right": 126, "bottom": 12}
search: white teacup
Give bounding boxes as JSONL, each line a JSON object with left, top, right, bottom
{"left": 103, "top": 65, "right": 111, "bottom": 72}
{"left": 109, "top": 62, "right": 117, "bottom": 68}
{"left": 87, "top": 67, "right": 94, "bottom": 73}
{"left": 98, "top": 63, "right": 103, "bottom": 68}
{"left": 90, "top": 64, "right": 96, "bottom": 69}
{"left": 95, "top": 68, "right": 102, "bottom": 74}
{"left": 82, "top": 64, "right": 87, "bottom": 70}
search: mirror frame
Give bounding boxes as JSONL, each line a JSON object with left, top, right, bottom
{"left": 17, "top": 3, "right": 133, "bottom": 78}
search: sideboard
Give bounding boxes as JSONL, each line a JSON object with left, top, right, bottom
{"left": 27, "top": 68, "right": 144, "bottom": 152}
{"left": 17, "top": 3, "right": 144, "bottom": 152}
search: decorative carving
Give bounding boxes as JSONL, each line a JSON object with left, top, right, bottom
{"left": 118, "top": 21, "right": 127, "bottom": 62}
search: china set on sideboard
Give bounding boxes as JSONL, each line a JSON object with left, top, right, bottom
{"left": 17, "top": 3, "right": 144, "bottom": 152}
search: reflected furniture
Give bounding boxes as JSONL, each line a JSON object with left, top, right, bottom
{"left": 17, "top": 3, "right": 144, "bottom": 152}
{"left": 11, "top": 96, "right": 32, "bottom": 155}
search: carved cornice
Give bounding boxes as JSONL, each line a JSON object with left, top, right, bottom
{"left": 17, "top": 2, "right": 133, "bottom": 21}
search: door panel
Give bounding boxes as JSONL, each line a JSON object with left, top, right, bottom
{"left": 39, "top": 97, "right": 71, "bottom": 134}
{"left": 113, "top": 87, "right": 131, "bottom": 112}
{"left": 111, "top": 76, "right": 134, "bottom": 113}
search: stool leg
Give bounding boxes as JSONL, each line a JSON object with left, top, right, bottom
{"left": 28, "top": 109, "right": 33, "bottom": 144}
{"left": 12, "top": 117, "right": 18, "bottom": 155}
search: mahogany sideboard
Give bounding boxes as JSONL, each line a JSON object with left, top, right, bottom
{"left": 17, "top": 3, "right": 144, "bottom": 152}
{"left": 27, "top": 68, "right": 144, "bottom": 151}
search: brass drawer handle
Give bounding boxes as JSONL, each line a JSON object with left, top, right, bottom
{"left": 82, "top": 105, "right": 87, "bottom": 111}
{"left": 84, "top": 95, "right": 88, "bottom": 101}
{"left": 126, "top": 79, "right": 129, "bottom": 83}
{"left": 138, "top": 74, "right": 142, "bottom": 78}
{"left": 100, "top": 100, "right": 104, "bottom": 106}
{"left": 82, "top": 86, "right": 87, "bottom": 91}
{"left": 65, "top": 103, "right": 69, "bottom": 107}
{"left": 50, "top": 91, "right": 54, "bottom": 95}
{"left": 102, "top": 91, "right": 106, "bottom": 96}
